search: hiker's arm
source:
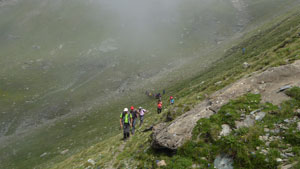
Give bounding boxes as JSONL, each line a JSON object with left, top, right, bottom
{"left": 120, "top": 118, "right": 123, "bottom": 128}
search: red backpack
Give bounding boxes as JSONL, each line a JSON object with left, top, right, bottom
{"left": 158, "top": 103, "right": 162, "bottom": 109}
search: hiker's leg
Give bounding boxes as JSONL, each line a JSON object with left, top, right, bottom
{"left": 124, "top": 124, "right": 130, "bottom": 139}
{"left": 123, "top": 124, "right": 126, "bottom": 139}
{"left": 140, "top": 116, "right": 144, "bottom": 126}
{"left": 132, "top": 119, "right": 136, "bottom": 135}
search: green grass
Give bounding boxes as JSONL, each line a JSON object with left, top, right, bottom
{"left": 167, "top": 87, "right": 300, "bottom": 169}
{"left": 49, "top": 5, "right": 300, "bottom": 169}
{"left": 2, "top": 1, "right": 300, "bottom": 169}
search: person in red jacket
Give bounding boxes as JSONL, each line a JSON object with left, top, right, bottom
{"left": 170, "top": 96, "right": 175, "bottom": 105}
{"left": 157, "top": 100, "right": 162, "bottom": 114}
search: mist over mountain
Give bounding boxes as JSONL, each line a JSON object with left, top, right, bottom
{"left": 1, "top": 0, "right": 299, "bottom": 168}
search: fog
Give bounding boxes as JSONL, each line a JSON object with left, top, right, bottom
{"left": 0, "top": 0, "right": 245, "bottom": 138}
{"left": 1, "top": 0, "right": 299, "bottom": 167}
{"left": 1, "top": 0, "right": 298, "bottom": 141}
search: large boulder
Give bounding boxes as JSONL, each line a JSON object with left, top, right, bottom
{"left": 152, "top": 61, "right": 300, "bottom": 150}
{"left": 152, "top": 101, "right": 213, "bottom": 150}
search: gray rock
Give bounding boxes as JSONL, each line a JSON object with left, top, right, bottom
{"left": 251, "top": 109, "right": 259, "bottom": 115}
{"left": 277, "top": 85, "right": 292, "bottom": 93}
{"left": 215, "top": 81, "right": 222, "bottom": 85}
{"left": 285, "top": 153, "right": 295, "bottom": 157}
{"left": 60, "top": 149, "right": 69, "bottom": 155}
{"left": 243, "top": 62, "right": 250, "bottom": 68}
{"left": 264, "top": 128, "right": 270, "bottom": 133}
{"left": 271, "top": 128, "right": 280, "bottom": 134}
{"left": 87, "top": 159, "right": 95, "bottom": 165}
{"left": 280, "top": 162, "right": 298, "bottom": 169}
{"left": 235, "top": 115, "right": 255, "bottom": 129}
{"left": 40, "top": 152, "right": 47, "bottom": 158}
{"left": 255, "top": 112, "right": 266, "bottom": 121}
{"left": 281, "top": 126, "right": 289, "bottom": 130}
{"left": 220, "top": 124, "right": 232, "bottom": 137}
{"left": 283, "top": 119, "right": 290, "bottom": 123}
{"left": 281, "top": 153, "right": 288, "bottom": 158}
{"left": 214, "top": 154, "right": 233, "bottom": 169}
{"left": 192, "top": 164, "right": 201, "bottom": 168}
{"left": 157, "top": 160, "right": 167, "bottom": 167}
{"left": 297, "top": 122, "right": 300, "bottom": 132}
{"left": 276, "top": 158, "right": 283, "bottom": 163}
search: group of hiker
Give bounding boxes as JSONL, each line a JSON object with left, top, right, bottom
{"left": 145, "top": 89, "right": 166, "bottom": 99}
{"left": 120, "top": 106, "right": 147, "bottom": 140}
{"left": 120, "top": 95, "right": 175, "bottom": 140}
{"left": 157, "top": 96, "right": 174, "bottom": 114}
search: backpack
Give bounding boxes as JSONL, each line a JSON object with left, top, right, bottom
{"left": 158, "top": 103, "right": 162, "bottom": 109}
{"left": 121, "top": 112, "right": 131, "bottom": 124}
{"left": 131, "top": 110, "right": 139, "bottom": 119}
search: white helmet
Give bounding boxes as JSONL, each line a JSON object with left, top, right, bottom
{"left": 124, "top": 108, "right": 128, "bottom": 112}
{"left": 139, "top": 107, "right": 142, "bottom": 109}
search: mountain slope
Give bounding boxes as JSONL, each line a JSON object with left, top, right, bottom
{"left": 1, "top": 0, "right": 300, "bottom": 169}
{"left": 50, "top": 4, "right": 300, "bottom": 169}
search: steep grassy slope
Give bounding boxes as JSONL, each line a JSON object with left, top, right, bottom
{"left": 50, "top": 6, "right": 300, "bottom": 169}
{"left": 1, "top": 0, "right": 300, "bottom": 169}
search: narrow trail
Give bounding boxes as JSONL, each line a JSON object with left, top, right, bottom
{"left": 106, "top": 138, "right": 126, "bottom": 169}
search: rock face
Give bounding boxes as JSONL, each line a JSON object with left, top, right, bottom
{"left": 152, "top": 60, "right": 300, "bottom": 150}
{"left": 220, "top": 124, "right": 232, "bottom": 137}
{"left": 152, "top": 101, "right": 214, "bottom": 150}
{"left": 235, "top": 115, "right": 255, "bottom": 129}
{"left": 255, "top": 112, "right": 266, "bottom": 121}
{"left": 214, "top": 154, "right": 233, "bottom": 169}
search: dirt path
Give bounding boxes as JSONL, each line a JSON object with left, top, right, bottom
{"left": 106, "top": 139, "right": 126, "bottom": 169}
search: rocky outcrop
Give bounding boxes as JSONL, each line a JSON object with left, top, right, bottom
{"left": 151, "top": 100, "right": 214, "bottom": 150}
{"left": 152, "top": 60, "right": 300, "bottom": 150}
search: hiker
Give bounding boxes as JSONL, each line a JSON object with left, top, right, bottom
{"left": 130, "top": 106, "right": 139, "bottom": 135}
{"left": 156, "top": 93, "right": 161, "bottom": 100}
{"left": 163, "top": 89, "right": 166, "bottom": 95}
{"left": 157, "top": 100, "right": 162, "bottom": 114}
{"left": 170, "top": 96, "right": 175, "bottom": 105}
{"left": 120, "top": 108, "right": 132, "bottom": 140}
{"left": 155, "top": 93, "right": 159, "bottom": 99}
{"left": 138, "top": 107, "right": 146, "bottom": 126}
{"left": 242, "top": 48, "right": 246, "bottom": 54}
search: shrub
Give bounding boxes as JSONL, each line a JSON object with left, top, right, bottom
{"left": 285, "top": 87, "right": 300, "bottom": 101}
{"left": 167, "top": 156, "right": 193, "bottom": 169}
